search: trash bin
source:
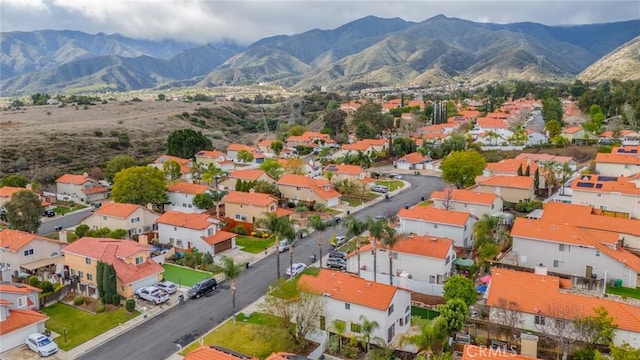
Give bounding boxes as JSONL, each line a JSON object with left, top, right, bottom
{"left": 615, "top": 279, "right": 623, "bottom": 287}
{"left": 178, "top": 294, "right": 184, "bottom": 304}
{"left": 245, "top": 262, "right": 250, "bottom": 269}
{"left": 346, "top": 210, "right": 350, "bottom": 215}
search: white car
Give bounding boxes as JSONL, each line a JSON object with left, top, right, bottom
{"left": 26, "top": 333, "right": 59, "bottom": 357}
{"left": 331, "top": 235, "right": 347, "bottom": 248}
{"left": 285, "top": 263, "right": 307, "bottom": 277}
{"left": 154, "top": 281, "right": 178, "bottom": 294}
{"left": 135, "top": 286, "right": 170, "bottom": 305}
{"left": 389, "top": 173, "right": 402, "bottom": 179}
{"left": 278, "top": 239, "right": 291, "bottom": 253}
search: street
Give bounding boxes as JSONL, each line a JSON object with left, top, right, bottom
{"left": 77, "top": 175, "right": 444, "bottom": 360}
{"left": 38, "top": 208, "right": 94, "bottom": 235}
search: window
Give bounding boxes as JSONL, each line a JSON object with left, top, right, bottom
{"left": 553, "top": 260, "right": 564, "bottom": 268}
{"left": 595, "top": 250, "right": 601, "bottom": 257}
{"left": 597, "top": 193, "right": 602, "bottom": 197}
{"left": 433, "top": 224, "right": 438, "bottom": 229}
{"left": 534, "top": 315, "right": 545, "bottom": 325}
{"left": 85, "top": 258, "right": 92, "bottom": 265}
{"left": 429, "top": 275, "right": 436, "bottom": 284}
{"left": 270, "top": 205, "right": 275, "bottom": 211}
{"left": 399, "top": 317, "right": 404, "bottom": 326}
{"left": 17, "top": 296, "right": 27, "bottom": 307}
{"left": 392, "top": 252, "right": 398, "bottom": 260}
{"left": 135, "top": 256, "right": 144, "bottom": 265}
{"left": 78, "top": 271, "right": 84, "bottom": 279}
{"left": 388, "top": 304, "right": 394, "bottom": 315}
{"left": 71, "top": 269, "right": 76, "bottom": 276}
{"left": 345, "top": 303, "right": 351, "bottom": 310}
{"left": 319, "top": 316, "right": 326, "bottom": 330}
{"left": 23, "top": 249, "right": 34, "bottom": 256}
{"left": 350, "top": 323, "right": 362, "bottom": 333}
{"left": 406, "top": 306, "right": 411, "bottom": 313}
{"left": 207, "top": 228, "right": 214, "bottom": 236}
{"left": 87, "top": 273, "right": 93, "bottom": 281}
{"left": 103, "top": 216, "right": 107, "bottom": 221}
{"left": 174, "top": 227, "right": 177, "bottom": 231}
{"left": 559, "top": 244, "right": 570, "bottom": 252}
{"left": 131, "top": 217, "right": 140, "bottom": 223}
{"left": 169, "top": 238, "right": 175, "bottom": 245}
{"left": 445, "top": 255, "right": 451, "bottom": 265}
{"left": 599, "top": 205, "right": 607, "bottom": 210}
{"left": 176, "top": 240, "right": 183, "bottom": 247}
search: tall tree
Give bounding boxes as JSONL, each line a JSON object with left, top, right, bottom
{"left": 359, "top": 315, "right": 380, "bottom": 353}
{"left": 270, "top": 140, "right": 284, "bottom": 156}
{"left": 111, "top": 166, "right": 168, "bottom": 206}
{"left": 104, "top": 155, "right": 137, "bottom": 183}
{"left": 437, "top": 298, "right": 469, "bottom": 336}
{"left": 558, "top": 162, "right": 573, "bottom": 196}
{"left": 324, "top": 109, "right": 347, "bottom": 136}
{"left": 192, "top": 193, "right": 214, "bottom": 211}
{"left": 162, "top": 160, "right": 182, "bottom": 180}
{"left": 210, "top": 190, "right": 227, "bottom": 218}
{"left": 201, "top": 163, "right": 223, "bottom": 187}
{"left": 545, "top": 119, "right": 562, "bottom": 138}
{"left": 255, "top": 213, "right": 296, "bottom": 279}
{"left": 401, "top": 317, "right": 448, "bottom": 356}
{"left": 260, "top": 159, "right": 284, "bottom": 179}
{"left": 380, "top": 225, "right": 399, "bottom": 285}
{"left": 345, "top": 215, "right": 367, "bottom": 276}
{"left": 0, "top": 174, "right": 29, "bottom": 188}
{"left": 237, "top": 149, "right": 254, "bottom": 164}
{"left": 542, "top": 97, "right": 563, "bottom": 124}
{"left": 440, "top": 150, "right": 486, "bottom": 188}
{"left": 443, "top": 275, "right": 477, "bottom": 307}
{"left": 308, "top": 215, "right": 328, "bottom": 268}
{"left": 5, "top": 190, "right": 43, "bottom": 233}
{"left": 210, "top": 256, "right": 243, "bottom": 312}
{"left": 167, "top": 129, "right": 213, "bottom": 159}
{"left": 366, "top": 217, "right": 391, "bottom": 283}
{"left": 575, "top": 306, "right": 617, "bottom": 347}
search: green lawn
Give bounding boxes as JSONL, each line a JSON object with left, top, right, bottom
{"left": 375, "top": 180, "right": 404, "bottom": 191}
{"left": 606, "top": 285, "right": 640, "bottom": 300}
{"left": 339, "top": 236, "right": 370, "bottom": 253}
{"left": 236, "top": 236, "right": 276, "bottom": 254}
{"left": 42, "top": 303, "right": 139, "bottom": 351}
{"left": 162, "top": 263, "right": 212, "bottom": 287}
{"left": 411, "top": 306, "right": 440, "bottom": 320}
{"left": 324, "top": 208, "right": 342, "bottom": 215}
{"left": 53, "top": 202, "right": 88, "bottom": 215}
{"left": 342, "top": 196, "right": 364, "bottom": 207}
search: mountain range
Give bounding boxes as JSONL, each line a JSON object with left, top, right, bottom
{"left": 1, "top": 15, "right": 639, "bottom": 95}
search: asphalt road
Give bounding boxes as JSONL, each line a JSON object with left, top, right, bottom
{"left": 77, "top": 175, "right": 444, "bottom": 360}
{"left": 38, "top": 208, "right": 94, "bottom": 235}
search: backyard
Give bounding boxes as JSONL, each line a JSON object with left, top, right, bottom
{"left": 375, "top": 180, "right": 404, "bottom": 192}
{"left": 43, "top": 303, "right": 139, "bottom": 351}
{"left": 162, "top": 263, "right": 213, "bottom": 287}
{"left": 605, "top": 285, "right": 640, "bottom": 300}
{"left": 236, "top": 235, "right": 276, "bottom": 254}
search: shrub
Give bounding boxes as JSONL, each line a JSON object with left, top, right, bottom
{"left": 96, "top": 304, "right": 106, "bottom": 313}
{"left": 231, "top": 225, "right": 247, "bottom": 235}
{"left": 326, "top": 334, "right": 340, "bottom": 354}
{"left": 28, "top": 276, "right": 41, "bottom": 288}
{"left": 342, "top": 337, "right": 361, "bottom": 359}
{"left": 54, "top": 284, "right": 65, "bottom": 292}
{"left": 112, "top": 294, "right": 121, "bottom": 306}
{"left": 84, "top": 297, "right": 91, "bottom": 305}
{"left": 73, "top": 296, "right": 85, "bottom": 305}
{"left": 125, "top": 298, "right": 136, "bottom": 312}
{"left": 39, "top": 281, "right": 54, "bottom": 293}
{"left": 262, "top": 232, "right": 270, "bottom": 239}
{"left": 515, "top": 200, "right": 543, "bottom": 213}
{"left": 251, "top": 231, "right": 258, "bottom": 237}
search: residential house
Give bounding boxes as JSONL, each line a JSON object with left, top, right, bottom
{"left": 277, "top": 174, "right": 341, "bottom": 208}
{"left": 485, "top": 158, "right": 538, "bottom": 178}
{"left": 472, "top": 176, "right": 535, "bottom": 203}
{"left": 194, "top": 150, "right": 235, "bottom": 172}
{"left": 560, "top": 126, "right": 597, "bottom": 145}
{"left": 257, "top": 139, "right": 274, "bottom": 154}
{"left": 620, "top": 130, "right": 640, "bottom": 146}
{"left": 540, "top": 202, "right": 640, "bottom": 251}
{"left": 473, "top": 117, "right": 513, "bottom": 143}
{"left": 55, "top": 173, "right": 109, "bottom": 205}
{"left": 595, "top": 146, "right": 640, "bottom": 177}
{"left": 570, "top": 174, "right": 640, "bottom": 219}
{"left": 514, "top": 153, "right": 577, "bottom": 171}
{"left": 397, "top": 206, "right": 476, "bottom": 248}
{"left": 431, "top": 188, "right": 503, "bottom": 218}
{"left": 0, "top": 185, "right": 48, "bottom": 213}
{"left": 285, "top": 132, "right": 333, "bottom": 148}
{"left": 346, "top": 235, "right": 456, "bottom": 296}
{"left": 298, "top": 269, "right": 412, "bottom": 344}
{"left": 0, "top": 229, "right": 64, "bottom": 279}
{"left": 510, "top": 218, "right": 640, "bottom": 288}
{"left": 395, "top": 152, "right": 429, "bottom": 170}
{"left": 226, "top": 144, "right": 262, "bottom": 164}
{"left": 323, "top": 164, "right": 366, "bottom": 182}
{"left": 0, "top": 284, "right": 48, "bottom": 351}
{"left": 223, "top": 190, "right": 292, "bottom": 224}
{"left": 156, "top": 211, "right": 236, "bottom": 255}
{"left": 218, "top": 169, "right": 275, "bottom": 192}
{"left": 486, "top": 268, "right": 640, "bottom": 348}
{"left": 340, "top": 100, "right": 363, "bottom": 114}
{"left": 81, "top": 202, "right": 160, "bottom": 238}
{"left": 165, "top": 182, "right": 211, "bottom": 213}
{"left": 332, "top": 139, "right": 389, "bottom": 160}
{"left": 525, "top": 129, "right": 548, "bottom": 146}
{"left": 360, "top": 139, "right": 389, "bottom": 153}
{"left": 151, "top": 155, "right": 195, "bottom": 181}
{"left": 62, "top": 237, "right": 164, "bottom": 298}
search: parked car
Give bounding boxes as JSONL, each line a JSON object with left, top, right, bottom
{"left": 374, "top": 215, "right": 388, "bottom": 221}
{"left": 135, "top": 286, "right": 169, "bottom": 305}
{"left": 26, "top": 333, "right": 59, "bottom": 357}
{"left": 154, "top": 281, "right": 178, "bottom": 294}
{"left": 331, "top": 235, "right": 347, "bottom": 248}
{"left": 286, "top": 263, "right": 307, "bottom": 277}
{"left": 372, "top": 185, "right": 389, "bottom": 193}
{"left": 389, "top": 173, "right": 402, "bottom": 180}
{"left": 42, "top": 210, "right": 55, "bottom": 217}
{"left": 326, "top": 257, "right": 347, "bottom": 270}
{"left": 328, "top": 249, "right": 347, "bottom": 259}
{"left": 277, "top": 239, "right": 291, "bottom": 253}
{"left": 187, "top": 277, "right": 217, "bottom": 299}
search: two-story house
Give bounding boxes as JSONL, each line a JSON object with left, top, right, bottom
{"left": 472, "top": 176, "right": 535, "bottom": 203}
{"left": 0, "top": 229, "right": 64, "bottom": 279}
{"left": 346, "top": 235, "right": 456, "bottom": 296}
{"left": 430, "top": 188, "right": 503, "bottom": 218}
{"left": 397, "top": 206, "right": 476, "bottom": 248}
{"left": 81, "top": 202, "right": 160, "bottom": 238}
{"left": 156, "top": 211, "right": 236, "bottom": 255}
{"left": 55, "top": 173, "right": 109, "bottom": 205}
{"left": 218, "top": 169, "right": 276, "bottom": 192}
{"left": 298, "top": 269, "right": 411, "bottom": 344}
{"left": 323, "top": 164, "right": 366, "bottom": 183}
{"left": 486, "top": 268, "right": 640, "bottom": 348}
{"left": 277, "top": 174, "right": 341, "bottom": 208}
{"left": 525, "top": 129, "right": 548, "bottom": 146}
{"left": 0, "top": 186, "right": 48, "bottom": 213}
{"left": 165, "top": 182, "right": 211, "bottom": 213}
{"left": 515, "top": 153, "right": 577, "bottom": 172}
{"left": 226, "top": 144, "right": 261, "bottom": 164}
{"left": 0, "top": 283, "right": 48, "bottom": 351}
{"left": 194, "top": 150, "right": 235, "bottom": 172}
{"left": 570, "top": 174, "right": 640, "bottom": 219}
{"left": 223, "top": 191, "right": 292, "bottom": 225}
{"left": 151, "top": 154, "right": 195, "bottom": 181}
{"left": 510, "top": 218, "right": 640, "bottom": 288}
{"left": 62, "top": 237, "right": 164, "bottom": 298}
{"left": 595, "top": 146, "right": 640, "bottom": 177}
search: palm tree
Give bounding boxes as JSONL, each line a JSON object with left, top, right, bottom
{"left": 380, "top": 226, "right": 400, "bottom": 285}
{"left": 210, "top": 190, "right": 227, "bottom": 218}
{"left": 255, "top": 213, "right": 296, "bottom": 279}
{"left": 332, "top": 319, "right": 346, "bottom": 352}
{"left": 309, "top": 215, "right": 328, "bottom": 268}
{"left": 541, "top": 160, "right": 559, "bottom": 196}
{"left": 359, "top": 315, "right": 380, "bottom": 352}
{"left": 558, "top": 162, "right": 573, "bottom": 196}
{"left": 366, "top": 217, "right": 387, "bottom": 283}
{"left": 201, "top": 163, "right": 223, "bottom": 187}
{"left": 400, "top": 317, "right": 447, "bottom": 357}
{"left": 209, "top": 256, "right": 243, "bottom": 312}
{"left": 345, "top": 216, "right": 367, "bottom": 276}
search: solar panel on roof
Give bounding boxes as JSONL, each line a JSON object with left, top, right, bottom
{"left": 595, "top": 184, "right": 603, "bottom": 189}
{"left": 631, "top": 149, "right": 638, "bottom": 154}
{"left": 597, "top": 176, "right": 618, "bottom": 182}
{"left": 576, "top": 182, "right": 595, "bottom": 188}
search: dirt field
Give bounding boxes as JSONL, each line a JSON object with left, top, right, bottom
{"left": 0, "top": 99, "right": 269, "bottom": 184}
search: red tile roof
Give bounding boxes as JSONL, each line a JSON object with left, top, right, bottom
{"left": 185, "top": 346, "right": 257, "bottom": 360}
{"left": 299, "top": 269, "right": 400, "bottom": 311}
{"left": 195, "top": 150, "right": 226, "bottom": 159}
{"left": 167, "top": 182, "right": 210, "bottom": 195}
{"left": 477, "top": 117, "right": 509, "bottom": 129}
{"left": 397, "top": 152, "right": 428, "bottom": 164}
{"left": 227, "top": 144, "right": 257, "bottom": 152}
{"left": 515, "top": 153, "right": 575, "bottom": 164}
{"left": 55, "top": 173, "right": 93, "bottom": 185}
{"left": 323, "top": 164, "right": 364, "bottom": 175}
{"left": 341, "top": 142, "right": 372, "bottom": 151}
{"left": 62, "top": 237, "right": 150, "bottom": 259}
{"left": 224, "top": 191, "right": 277, "bottom": 207}
{"left": 348, "top": 235, "right": 453, "bottom": 260}
{"left": 511, "top": 218, "right": 618, "bottom": 246}
{"left": 0, "top": 229, "right": 60, "bottom": 252}
{"left": 541, "top": 202, "right": 640, "bottom": 237}
{"left": 154, "top": 155, "right": 193, "bottom": 174}
{"left": 277, "top": 174, "right": 340, "bottom": 200}
{"left": 570, "top": 174, "right": 640, "bottom": 195}
{"left": 486, "top": 159, "right": 538, "bottom": 175}
{"left": 431, "top": 189, "right": 497, "bottom": 205}
{"left": 477, "top": 176, "right": 534, "bottom": 189}
{"left": 0, "top": 283, "right": 42, "bottom": 294}
{"left": 398, "top": 206, "right": 471, "bottom": 226}
{"left": 0, "top": 186, "right": 27, "bottom": 198}
{"left": 94, "top": 202, "right": 142, "bottom": 218}
{"left": 112, "top": 254, "right": 163, "bottom": 285}
{"left": 0, "top": 308, "right": 48, "bottom": 335}
{"left": 275, "top": 208, "right": 294, "bottom": 217}
{"left": 157, "top": 211, "right": 216, "bottom": 230}
{"left": 595, "top": 152, "right": 640, "bottom": 165}
{"left": 228, "top": 169, "right": 267, "bottom": 181}
{"left": 202, "top": 230, "right": 236, "bottom": 245}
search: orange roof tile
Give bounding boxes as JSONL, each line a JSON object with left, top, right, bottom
{"left": 570, "top": 174, "right": 640, "bottom": 195}
{"left": 487, "top": 268, "right": 640, "bottom": 333}
{"left": 298, "top": 269, "right": 400, "bottom": 311}
{"left": 462, "top": 345, "right": 540, "bottom": 360}
{"left": 81, "top": 185, "right": 108, "bottom": 195}
{"left": 185, "top": 346, "right": 257, "bottom": 360}
{"left": 511, "top": 218, "right": 618, "bottom": 246}
{"left": 398, "top": 206, "right": 471, "bottom": 226}
{"left": 195, "top": 150, "right": 226, "bottom": 159}
{"left": 486, "top": 159, "right": 538, "bottom": 175}
{"left": 278, "top": 174, "right": 340, "bottom": 200}
{"left": 94, "top": 202, "right": 142, "bottom": 218}
{"left": 595, "top": 153, "right": 640, "bottom": 165}
{"left": 515, "top": 153, "right": 575, "bottom": 164}
{"left": 167, "top": 182, "right": 210, "bottom": 195}
{"left": 431, "top": 189, "right": 497, "bottom": 205}
{"left": 0, "top": 186, "right": 27, "bottom": 198}
{"left": 154, "top": 155, "right": 194, "bottom": 174}
{"left": 224, "top": 191, "right": 277, "bottom": 207}
{"left": 561, "top": 126, "right": 582, "bottom": 134}
{"left": 477, "top": 176, "right": 534, "bottom": 189}
{"left": 360, "top": 139, "right": 388, "bottom": 147}
{"left": 55, "top": 173, "right": 91, "bottom": 185}
{"left": 348, "top": 235, "right": 453, "bottom": 260}
{"left": 113, "top": 255, "right": 163, "bottom": 285}
{"left": 0, "top": 229, "right": 60, "bottom": 252}
{"left": 258, "top": 139, "right": 273, "bottom": 147}
{"left": 0, "top": 283, "right": 42, "bottom": 294}
{"left": 275, "top": 208, "right": 294, "bottom": 217}
{"left": 0, "top": 299, "right": 11, "bottom": 305}
{"left": 157, "top": 211, "right": 216, "bottom": 230}
{"left": 265, "top": 353, "right": 298, "bottom": 360}
{"left": 228, "top": 169, "right": 267, "bottom": 181}
{"left": 227, "top": 144, "right": 257, "bottom": 152}
{"left": 323, "top": 164, "right": 364, "bottom": 175}
{"left": 477, "top": 117, "right": 509, "bottom": 129}
{"left": 541, "top": 202, "right": 640, "bottom": 237}
{"left": 341, "top": 142, "right": 372, "bottom": 151}
{"left": 397, "top": 152, "right": 428, "bottom": 164}
{"left": 202, "top": 230, "right": 236, "bottom": 245}
{"left": 62, "top": 237, "right": 151, "bottom": 259}
{"left": 0, "top": 309, "right": 48, "bottom": 335}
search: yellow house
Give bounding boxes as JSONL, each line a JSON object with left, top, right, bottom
{"left": 472, "top": 176, "right": 535, "bottom": 203}
{"left": 223, "top": 191, "right": 293, "bottom": 224}
{"left": 80, "top": 202, "right": 160, "bottom": 238}
{"left": 218, "top": 169, "right": 275, "bottom": 191}
{"left": 277, "top": 174, "right": 341, "bottom": 207}
{"left": 61, "top": 237, "right": 163, "bottom": 298}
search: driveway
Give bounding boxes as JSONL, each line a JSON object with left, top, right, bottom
{"left": 38, "top": 208, "right": 94, "bottom": 235}
{"left": 77, "top": 175, "right": 445, "bottom": 360}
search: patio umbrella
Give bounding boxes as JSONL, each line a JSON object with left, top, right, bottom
{"left": 480, "top": 275, "right": 491, "bottom": 283}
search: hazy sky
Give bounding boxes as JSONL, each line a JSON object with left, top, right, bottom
{"left": 2, "top": 0, "right": 639, "bottom": 44}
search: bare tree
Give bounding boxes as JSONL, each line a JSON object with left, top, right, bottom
{"left": 492, "top": 298, "right": 523, "bottom": 345}
{"left": 535, "top": 304, "right": 582, "bottom": 360}
{"left": 441, "top": 186, "right": 455, "bottom": 210}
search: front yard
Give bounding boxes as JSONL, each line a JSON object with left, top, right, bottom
{"left": 52, "top": 201, "right": 88, "bottom": 215}
{"left": 236, "top": 235, "right": 276, "bottom": 254}
{"left": 42, "top": 303, "right": 139, "bottom": 351}
{"left": 375, "top": 180, "right": 404, "bottom": 192}
{"left": 162, "top": 263, "right": 213, "bottom": 287}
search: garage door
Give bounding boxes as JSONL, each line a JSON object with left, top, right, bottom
{"left": 214, "top": 240, "right": 231, "bottom": 253}
{"left": 131, "top": 275, "right": 159, "bottom": 293}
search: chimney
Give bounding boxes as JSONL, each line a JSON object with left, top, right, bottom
{"left": 138, "top": 234, "right": 148, "bottom": 245}
{"left": 59, "top": 230, "right": 68, "bottom": 243}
